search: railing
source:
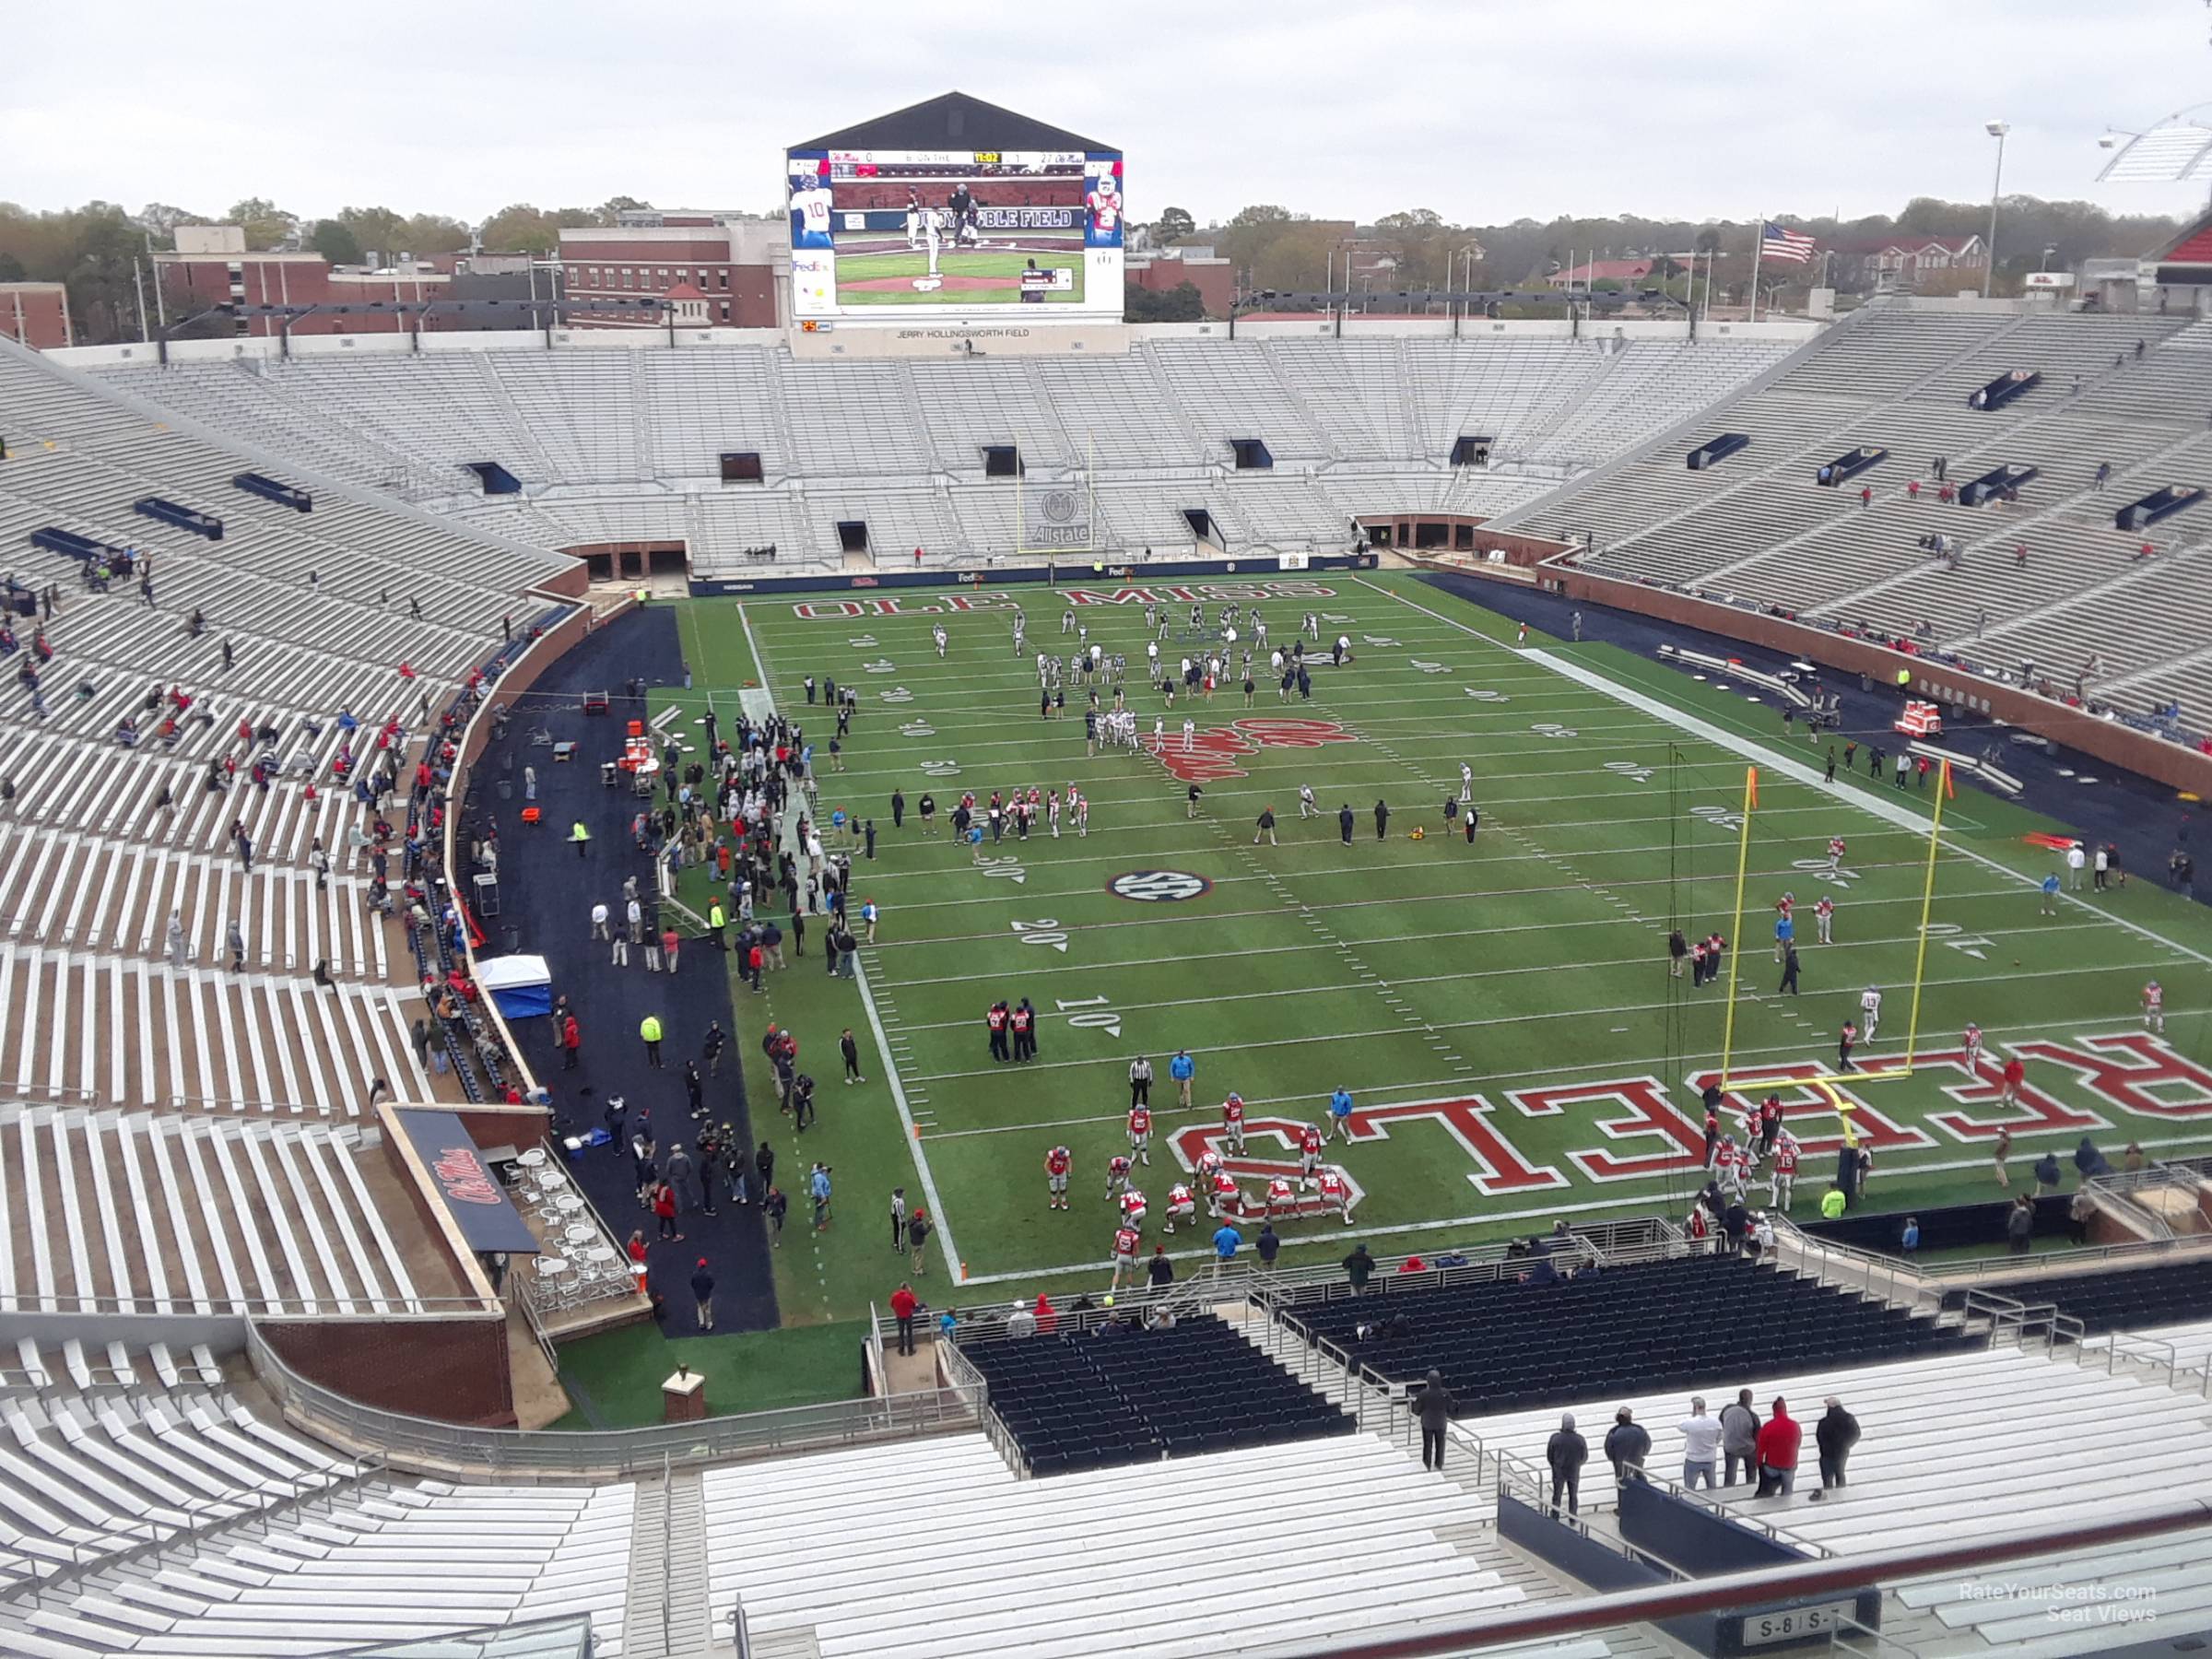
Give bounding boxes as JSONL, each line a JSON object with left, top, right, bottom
{"left": 732, "top": 1593, "right": 754, "bottom": 1659}
{"left": 249, "top": 1324, "right": 973, "bottom": 1477}
{"left": 1966, "top": 1288, "right": 2084, "bottom": 1353}
{"left": 657, "top": 1450, "right": 673, "bottom": 1656}
{"left": 323, "top": 1612, "right": 599, "bottom": 1657}
{"left": 1768, "top": 1214, "right": 1944, "bottom": 1315}
{"left": 0, "top": 1450, "right": 393, "bottom": 1610}
{"left": 1266, "top": 1498, "right": 2212, "bottom": 1659}
{"left": 2093, "top": 1327, "right": 2182, "bottom": 1388}
{"left": 1917, "top": 1229, "right": 2212, "bottom": 1281}
{"left": 937, "top": 1328, "right": 1026, "bottom": 1476}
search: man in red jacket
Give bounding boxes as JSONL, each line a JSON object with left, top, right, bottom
{"left": 1756, "top": 1396, "right": 1802, "bottom": 1497}
{"left": 889, "top": 1282, "right": 919, "bottom": 1356}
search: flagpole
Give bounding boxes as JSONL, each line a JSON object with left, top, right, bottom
{"left": 1748, "top": 216, "right": 1766, "bottom": 324}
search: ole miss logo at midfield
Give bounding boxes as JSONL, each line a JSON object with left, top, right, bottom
{"left": 1152, "top": 716, "right": 1358, "bottom": 783}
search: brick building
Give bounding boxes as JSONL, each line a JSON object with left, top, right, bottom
{"left": 1126, "top": 249, "right": 1232, "bottom": 317}
{"left": 0, "top": 282, "right": 71, "bottom": 349}
{"left": 559, "top": 218, "right": 786, "bottom": 329}
{"left": 152, "top": 226, "right": 453, "bottom": 337}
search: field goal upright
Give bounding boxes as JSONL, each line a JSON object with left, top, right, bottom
{"left": 1714, "top": 759, "right": 1955, "bottom": 1114}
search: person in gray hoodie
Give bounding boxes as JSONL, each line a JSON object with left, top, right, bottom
{"left": 1412, "top": 1369, "right": 1455, "bottom": 1472}
{"left": 1720, "top": 1388, "right": 1761, "bottom": 1486}
{"left": 1547, "top": 1412, "right": 1588, "bottom": 1514}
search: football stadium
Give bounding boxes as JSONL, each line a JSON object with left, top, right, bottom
{"left": 6, "top": 66, "right": 2212, "bottom": 1659}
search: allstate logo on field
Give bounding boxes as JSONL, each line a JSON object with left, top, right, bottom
{"left": 1108, "top": 869, "right": 1211, "bottom": 903}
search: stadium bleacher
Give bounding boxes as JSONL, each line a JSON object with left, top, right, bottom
{"left": 700, "top": 1430, "right": 1534, "bottom": 1659}
{"left": 1934, "top": 1254, "right": 2212, "bottom": 1335}
{"left": 1285, "top": 1255, "right": 1978, "bottom": 1414}
{"left": 88, "top": 334, "right": 1798, "bottom": 572}
{"left": 959, "top": 1312, "right": 1351, "bottom": 1473}
{"left": 1503, "top": 305, "right": 2212, "bottom": 723}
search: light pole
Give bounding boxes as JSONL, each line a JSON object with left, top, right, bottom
{"left": 1984, "top": 120, "right": 2010, "bottom": 295}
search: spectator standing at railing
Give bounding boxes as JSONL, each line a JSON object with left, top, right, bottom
{"left": 1720, "top": 1390, "right": 1760, "bottom": 1487}
{"left": 889, "top": 1282, "right": 918, "bottom": 1356}
{"left": 1678, "top": 1398, "right": 1722, "bottom": 1488}
{"left": 1412, "top": 1370, "right": 1456, "bottom": 1472}
{"left": 1754, "top": 1398, "right": 1802, "bottom": 1497}
{"left": 1605, "top": 1408, "right": 1650, "bottom": 1488}
{"left": 1808, "top": 1398, "right": 1858, "bottom": 1500}
{"left": 1546, "top": 1415, "right": 1587, "bottom": 1514}
{"left": 1343, "top": 1241, "right": 1375, "bottom": 1290}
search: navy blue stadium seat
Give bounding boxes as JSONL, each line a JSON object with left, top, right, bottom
{"left": 1285, "top": 1256, "right": 1976, "bottom": 1417}
{"left": 1934, "top": 1257, "right": 2212, "bottom": 1335}
{"left": 962, "top": 1313, "right": 1350, "bottom": 1476}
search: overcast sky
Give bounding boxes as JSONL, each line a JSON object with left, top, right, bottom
{"left": 5, "top": 0, "right": 2208, "bottom": 230}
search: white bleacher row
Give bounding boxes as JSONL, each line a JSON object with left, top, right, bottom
{"left": 87, "top": 335, "right": 1795, "bottom": 545}
{"left": 5, "top": 346, "right": 568, "bottom": 625}
{"left": 10, "top": 1479, "right": 632, "bottom": 1658}
{"left": 0, "top": 1418, "right": 631, "bottom": 1659}
{"left": 1893, "top": 1528, "right": 2212, "bottom": 1653}
{"left": 702, "top": 1430, "right": 1526, "bottom": 1659}
{"left": 1452, "top": 1342, "right": 2212, "bottom": 1559}
{"left": 0, "top": 1345, "right": 352, "bottom": 1593}
{"left": 1510, "top": 310, "right": 2212, "bottom": 714}
{"left": 0, "top": 724, "right": 367, "bottom": 867}
{"left": 0, "top": 827, "right": 385, "bottom": 980}
{"left": 0, "top": 452, "right": 498, "bottom": 683}
{"left": 0, "top": 1106, "right": 423, "bottom": 1316}
{"left": 2081, "top": 1314, "right": 2212, "bottom": 1375}
{"left": 0, "top": 948, "right": 426, "bottom": 1117}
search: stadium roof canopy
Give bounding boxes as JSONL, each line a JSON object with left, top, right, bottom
{"left": 794, "top": 91, "right": 1114, "bottom": 154}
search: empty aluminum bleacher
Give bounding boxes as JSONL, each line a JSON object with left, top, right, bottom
{"left": 701, "top": 1430, "right": 1529, "bottom": 1659}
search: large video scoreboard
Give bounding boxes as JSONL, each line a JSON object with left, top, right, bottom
{"left": 787, "top": 146, "right": 1124, "bottom": 322}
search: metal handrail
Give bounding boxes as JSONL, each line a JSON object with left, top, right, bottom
{"left": 0, "top": 1450, "right": 393, "bottom": 1609}
{"left": 732, "top": 1592, "right": 755, "bottom": 1659}
{"left": 1915, "top": 1230, "right": 2212, "bottom": 1280}
{"left": 248, "top": 1323, "right": 973, "bottom": 1477}
{"left": 1768, "top": 1213, "right": 1942, "bottom": 1314}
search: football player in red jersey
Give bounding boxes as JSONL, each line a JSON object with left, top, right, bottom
{"left": 1297, "top": 1123, "right": 1324, "bottom": 1189}
{"left": 1207, "top": 1167, "right": 1241, "bottom": 1218}
{"left": 1827, "top": 835, "right": 1846, "bottom": 873}
{"left": 1044, "top": 1144, "right": 1071, "bottom": 1211}
{"left": 1110, "top": 1223, "right": 1141, "bottom": 1290}
{"left": 1163, "top": 1181, "right": 1195, "bottom": 1234}
{"left": 1768, "top": 1133, "right": 1800, "bottom": 1212}
{"left": 1265, "top": 1174, "right": 1297, "bottom": 1217}
{"left": 1316, "top": 1166, "right": 1353, "bottom": 1225}
{"left": 1221, "top": 1092, "right": 1246, "bottom": 1155}
{"left": 1119, "top": 1187, "right": 1147, "bottom": 1231}
{"left": 1104, "top": 1154, "right": 1132, "bottom": 1201}
{"left": 1127, "top": 1103, "right": 1152, "bottom": 1166}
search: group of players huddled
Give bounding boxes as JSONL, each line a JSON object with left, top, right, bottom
{"left": 1040, "top": 1082, "right": 1364, "bottom": 1288}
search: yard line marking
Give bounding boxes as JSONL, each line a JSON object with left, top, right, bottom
{"left": 1359, "top": 573, "right": 2212, "bottom": 972}
{"left": 738, "top": 604, "right": 962, "bottom": 1283}
{"left": 866, "top": 885, "right": 2070, "bottom": 959}
{"left": 900, "top": 958, "right": 2174, "bottom": 1085}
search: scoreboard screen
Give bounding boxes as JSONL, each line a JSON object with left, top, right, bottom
{"left": 787, "top": 146, "right": 1124, "bottom": 321}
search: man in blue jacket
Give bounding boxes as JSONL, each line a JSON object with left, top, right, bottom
{"left": 1171, "top": 1049, "right": 1195, "bottom": 1111}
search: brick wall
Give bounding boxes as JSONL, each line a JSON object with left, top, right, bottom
{"left": 259, "top": 1315, "right": 514, "bottom": 1425}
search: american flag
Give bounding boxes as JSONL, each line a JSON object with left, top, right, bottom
{"left": 1761, "top": 221, "right": 1817, "bottom": 265}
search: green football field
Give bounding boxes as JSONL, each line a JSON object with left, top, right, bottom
{"left": 663, "top": 571, "right": 2212, "bottom": 1327}
{"left": 832, "top": 244, "right": 1086, "bottom": 305}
